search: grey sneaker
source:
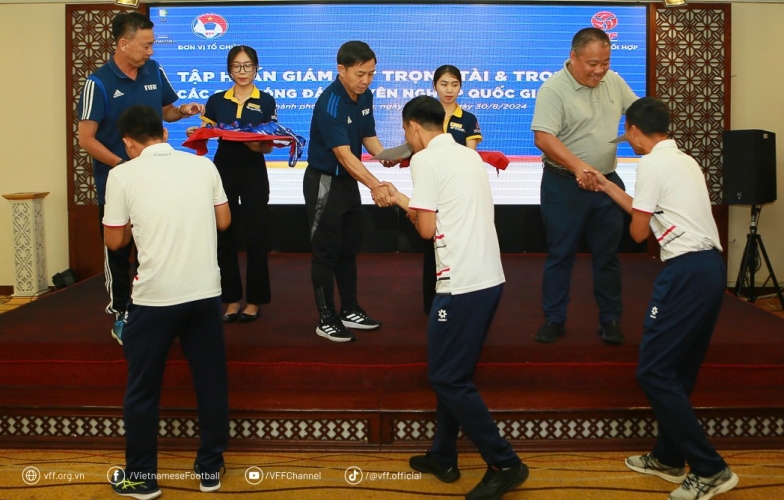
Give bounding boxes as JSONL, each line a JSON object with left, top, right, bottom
{"left": 626, "top": 453, "right": 687, "bottom": 483}
{"left": 669, "top": 467, "right": 738, "bottom": 500}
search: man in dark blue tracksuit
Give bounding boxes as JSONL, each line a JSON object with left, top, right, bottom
{"left": 304, "top": 40, "right": 398, "bottom": 342}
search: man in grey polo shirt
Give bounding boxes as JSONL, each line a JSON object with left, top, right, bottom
{"left": 531, "top": 27, "right": 638, "bottom": 345}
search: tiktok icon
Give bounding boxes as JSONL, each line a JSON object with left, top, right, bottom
{"left": 344, "top": 466, "right": 363, "bottom": 485}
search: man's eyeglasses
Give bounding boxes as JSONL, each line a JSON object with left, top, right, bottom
{"left": 230, "top": 63, "right": 257, "bottom": 73}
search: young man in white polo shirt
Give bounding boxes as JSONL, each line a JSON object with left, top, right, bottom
{"left": 582, "top": 97, "right": 738, "bottom": 500}
{"left": 384, "top": 96, "right": 528, "bottom": 500}
{"left": 103, "top": 105, "right": 231, "bottom": 499}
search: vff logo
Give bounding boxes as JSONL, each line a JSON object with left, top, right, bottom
{"left": 438, "top": 309, "right": 447, "bottom": 322}
{"left": 649, "top": 306, "right": 659, "bottom": 319}
{"left": 591, "top": 11, "right": 620, "bottom": 40}
{"left": 192, "top": 13, "right": 229, "bottom": 40}
{"left": 591, "top": 11, "right": 618, "bottom": 31}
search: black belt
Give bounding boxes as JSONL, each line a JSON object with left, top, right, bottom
{"left": 543, "top": 162, "right": 575, "bottom": 178}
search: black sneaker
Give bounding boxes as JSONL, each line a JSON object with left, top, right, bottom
{"left": 111, "top": 471, "right": 161, "bottom": 499}
{"left": 340, "top": 307, "right": 381, "bottom": 330}
{"left": 194, "top": 462, "right": 225, "bottom": 493}
{"left": 317, "top": 316, "right": 356, "bottom": 342}
{"left": 534, "top": 321, "right": 565, "bottom": 343}
{"left": 466, "top": 461, "right": 529, "bottom": 500}
{"left": 409, "top": 451, "right": 461, "bottom": 483}
{"left": 598, "top": 321, "right": 624, "bottom": 344}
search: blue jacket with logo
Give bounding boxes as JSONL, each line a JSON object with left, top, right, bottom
{"left": 78, "top": 57, "right": 178, "bottom": 203}
{"left": 307, "top": 79, "right": 376, "bottom": 177}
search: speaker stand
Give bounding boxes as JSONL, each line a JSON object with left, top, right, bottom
{"left": 733, "top": 205, "right": 784, "bottom": 309}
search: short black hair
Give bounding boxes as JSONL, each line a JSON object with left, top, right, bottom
{"left": 402, "top": 96, "right": 445, "bottom": 131}
{"left": 227, "top": 45, "right": 259, "bottom": 75}
{"left": 433, "top": 65, "right": 462, "bottom": 87}
{"left": 337, "top": 41, "right": 376, "bottom": 68}
{"left": 625, "top": 97, "right": 670, "bottom": 136}
{"left": 571, "top": 27, "right": 610, "bottom": 54}
{"left": 112, "top": 12, "right": 154, "bottom": 42}
{"left": 118, "top": 105, "right": 164, "bottom": 143}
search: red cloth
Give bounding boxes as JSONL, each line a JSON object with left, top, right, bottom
{"left": 398, "top": 151, "right": 509, "bottom": 171}
{"left": 182, "top": 128, "right": 296, "bottom": 156}
{"left": 478, "top": 151, "right": 510, "bottom": 171}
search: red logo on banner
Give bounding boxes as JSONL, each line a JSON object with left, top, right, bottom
{"left": 192, "top": 13, "right": 229, "bottom": 40}
{"left": 591, "top": 11, "right": 618, "bottom": 32}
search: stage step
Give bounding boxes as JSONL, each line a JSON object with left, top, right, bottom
{"left": 2, "top": 385, "right": 784, "bottom": 452}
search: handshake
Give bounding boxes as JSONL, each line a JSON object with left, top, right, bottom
{"left": 370, "top": 181, "right": 418, "bottom": 225}
{"left": 576, "top": 167, "right": 609, "bottom": 192}
{"left": 370, "top": 181, "right": 401, "bottom": 208}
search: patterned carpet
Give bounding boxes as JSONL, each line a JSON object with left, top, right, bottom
{"left": 1, "top": 449, "right": 783, "bottom": 499}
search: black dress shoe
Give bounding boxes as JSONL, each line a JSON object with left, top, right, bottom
{"left": 409, "top": 451, "right": 460, "bottom": 483}
{"left": 238, "top": 311, "right": 259, "bottom": 323}
{"left": 222, "top": 313, "right": 239, "bottom": 323}
{"left": 466, "top": 460, "right": 529, "bottom": 500}
{"left": 598, "top": 320, "right": 624, "bottom": 344}
{"left": 535, "top": 321, "right": 565, "bottom": 343}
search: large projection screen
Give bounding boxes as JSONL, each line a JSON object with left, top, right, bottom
{"left": 150, "top": 3, "right": 647, "bottom": 204}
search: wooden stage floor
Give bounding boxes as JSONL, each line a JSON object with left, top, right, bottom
{"left": 0, "top": 253, "right": 783, "bottom": 451}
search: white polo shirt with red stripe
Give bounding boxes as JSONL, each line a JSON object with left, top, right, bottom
{"left": 103, "top": 142, "right": 228, "bottom": 306}
{"left": 408, "top": 133, "right": 505, "bottom": 295}
{"left": 631, "top": 139, "right": 721, "bottom": 261}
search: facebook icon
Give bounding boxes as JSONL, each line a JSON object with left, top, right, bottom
{"left": 108, "top": 467, "right": 125, "bottom": 485}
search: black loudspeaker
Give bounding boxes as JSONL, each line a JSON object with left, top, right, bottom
{"left": 52, "top": 269, "right": 77, "bottom": 289}
{"left": 723, "top": 129, "right": 777, "bottom": 205}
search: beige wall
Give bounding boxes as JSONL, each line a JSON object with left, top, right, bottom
{"left": 0, "top": 3, "right": 782, "bottom": 289}
{"left": 729, "top": 4, "right": 784, "bottom": 287}
{"left": 0, "top": 4, "right": 67, "bottom": 289}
